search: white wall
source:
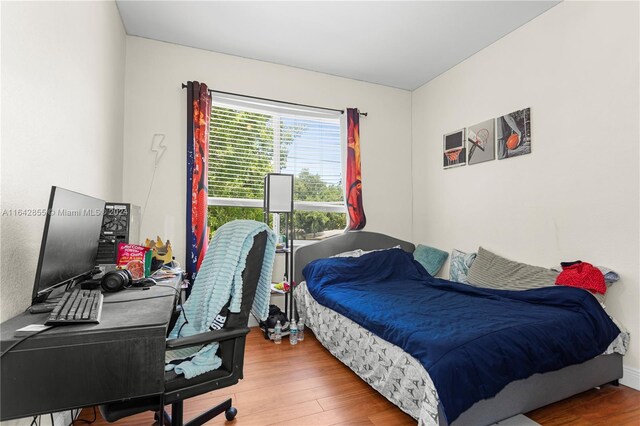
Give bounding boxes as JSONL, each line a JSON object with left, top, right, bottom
{"left": 0, "top": 1, "right": 126, "bottom": 321}
{"left": 412, "top": 1, "right": 640, "bottom": 381}
{"left": 122, "top": 37, "right": 413, "bottom": 266}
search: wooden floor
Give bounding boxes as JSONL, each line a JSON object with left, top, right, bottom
{"left": 81, "top": 327, "right": 640, "bottom": 426}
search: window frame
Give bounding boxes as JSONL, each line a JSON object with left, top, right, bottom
{"left": 207, "top": 96, "right": 347, "bottom": 236}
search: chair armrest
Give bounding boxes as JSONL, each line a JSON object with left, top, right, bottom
{"left": 166, "top": 327, "right": 250, "bottom": 349}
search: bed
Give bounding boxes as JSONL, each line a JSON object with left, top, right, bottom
{"left": 293, "top": 231, "right": 627, "bottom": 426}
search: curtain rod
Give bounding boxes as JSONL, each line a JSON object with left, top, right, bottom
{"left": 181, "top": 83, "right": 368, "bottom": 116}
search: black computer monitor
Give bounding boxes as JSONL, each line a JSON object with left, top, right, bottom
{"left": 32, "top": 186, "right": 106, "bottom": 303}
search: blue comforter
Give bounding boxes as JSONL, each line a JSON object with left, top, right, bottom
{"left": 303, "top": 249, "right": 620, "bottom": 423}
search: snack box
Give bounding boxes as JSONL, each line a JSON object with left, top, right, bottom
{"left": 117, "top": 243, "right": 150, "bottom": 279}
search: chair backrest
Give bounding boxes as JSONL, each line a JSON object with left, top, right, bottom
{"left": 216, "top": 230, "right": 268, "bottom": 374}
{"left": 169, "top": 230, "right": 269, "bottom": 336}
{"left": 224, "top": 230, "right": 269, "bottom": 329}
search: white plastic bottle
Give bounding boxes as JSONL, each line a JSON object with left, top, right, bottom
{"left": 273, "top": 320, "right": 282, "bottom": 344}
{"left": 289, "top": 319, "right": 298, "bottom": 345}
{"left": 298, "top": 320, "right": 305, "bottom": 341}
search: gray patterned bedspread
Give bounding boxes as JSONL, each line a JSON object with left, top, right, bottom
{"left": 294, "top": 281, "right": 628, "bottom": 426}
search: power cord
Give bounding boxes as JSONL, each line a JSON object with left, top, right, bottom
{"left": 155, "top": 284, "right": 183, "bottom": 297}
{"left": 0, "top": 327, "right": 51, "bottom": 359}
{"left": 103, "top": 283, "right": 182, "bottom": 304}
{"left": 149, "top": 284, "right": 190, "bottom": 337}
{"left": 102, "top": 293, "right": 174, "bottom": 304}
{"left": 102, "top": 284, "right": 190, "bottom": 332}
{"left": 159, "top": 284, "right": 191, "bottom": 336}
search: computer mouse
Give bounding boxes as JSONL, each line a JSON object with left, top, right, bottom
{"left": 132, "top": 277, "right": 157, "bottom": 287}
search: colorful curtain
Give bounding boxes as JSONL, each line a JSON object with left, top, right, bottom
{"left": 346, "top": 108, "right": 366, "bottom": 230}
{"left": 186, "top": 81, "right": 212, "bottom": 281}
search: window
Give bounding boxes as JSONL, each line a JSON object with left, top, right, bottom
{"left": 208, "top": 94, "right": 346, "bottom": 240}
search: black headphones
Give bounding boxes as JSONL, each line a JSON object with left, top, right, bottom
{"left": 100, "top": 269, "right": 158, "bottom": 292}
{"left": 101, "top": 269, "right": 133, "bottom": 292}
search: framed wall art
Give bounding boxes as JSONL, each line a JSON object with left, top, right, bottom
{"left": 443, "top": 129, "right": 466, "bottom": 169}
{"left": 497, "top": 108, "right": 531, "bottom": 159}
{"left": 467, "top": 119, "right": 495, "bottom": 165}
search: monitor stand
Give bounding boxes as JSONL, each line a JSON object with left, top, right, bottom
{"left": 31, "top": 285, "right": 65, "bottom": 306}
{"left": 29, "top": 274, "right": 89, "bottom": 312}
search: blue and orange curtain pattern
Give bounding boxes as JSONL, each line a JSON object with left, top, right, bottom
{"left": 346, "top": 108, "right": 366, "bottom": 231}
{"left": 186, "top": 81, "right": 211, "bottom": 281}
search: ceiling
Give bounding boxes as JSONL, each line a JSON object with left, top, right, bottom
{"left": 116, "top": 1, "right": 560, "bottom": 91}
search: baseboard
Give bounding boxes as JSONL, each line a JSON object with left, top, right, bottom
{"left": 620, "top": 365, "right": 640, "bottom": 390}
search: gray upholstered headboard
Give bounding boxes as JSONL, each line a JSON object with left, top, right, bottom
{"left": 293, "top": 231, "right": 415, "bottom": 284}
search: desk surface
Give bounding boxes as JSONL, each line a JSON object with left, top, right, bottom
{"left": 0, "top": 278, "right": 181, "bottom": 421}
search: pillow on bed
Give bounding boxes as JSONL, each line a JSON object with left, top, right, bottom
{"left": 331, "top": 246, "right": 401, "bottom": 259}
{"left": 467, "top": 247, "right": 558, "bottom": 291}
{"left": 331, "top": 249, "right": 364, "bottom": 258}
{"left": 330, "top": 246, "right": 402, "bottom": 257}
{"left": 413, "top": 244, "right": 448, "bottom": 276}
{"left": 449, "top": 249, "right": 477, "bottom": 284}
{"left": 468, "top": 248, "right": 608, "bottom": 304}
{"left": 598, "top": 266, "right": 620, "bottom": 285}
{"left": 360, "top": 245, "right": 402, "bottom": 256}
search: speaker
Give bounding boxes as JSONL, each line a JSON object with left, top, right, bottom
{"left": 96, "top": 203, "right": 141, "bottom": 265}
{"left": 101, "top": 269, "right": 132, "bottom": 292}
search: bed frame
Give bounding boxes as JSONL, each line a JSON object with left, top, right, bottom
{"left": 294, "top": 231, "right": 623, "bottom": 426}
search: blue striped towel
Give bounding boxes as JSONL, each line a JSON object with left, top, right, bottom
{"left": 165, "top": 220, "right": 276, "bottom": 379}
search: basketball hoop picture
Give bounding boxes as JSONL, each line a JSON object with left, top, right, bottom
{"left": 443, "top": 129, "right": 466, "bottom": 169}
{"left": 467, "top": 118, "right": 496, "bottom": 165}
{"left": 497, "top": 108, "right": 531, "bottom": 160}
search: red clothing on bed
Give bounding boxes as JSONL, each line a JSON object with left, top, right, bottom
{"left": 555, "top": 261, "right": 606, "bottom": 295}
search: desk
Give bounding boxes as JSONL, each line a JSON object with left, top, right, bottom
{"left": 0, "top": 277, "right": 181, "bottom": 421}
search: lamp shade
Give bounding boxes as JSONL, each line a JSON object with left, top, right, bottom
{"left": 264, "top": 173, "right": 293, "bottom": 213}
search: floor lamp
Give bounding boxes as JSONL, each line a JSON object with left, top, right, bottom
{"left": 263, "top": 173, "right": 295, "bottom": 320}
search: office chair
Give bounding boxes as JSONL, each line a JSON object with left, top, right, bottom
{"left": 99, "top": 231, "right": 268, "bottom": 426}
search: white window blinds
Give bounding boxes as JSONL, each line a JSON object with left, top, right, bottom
{"left": 208, "top": 94, "right": 344, "bottom": 212}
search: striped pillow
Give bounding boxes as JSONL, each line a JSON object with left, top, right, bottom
{"left": 467, "top": 247, "right": 559, "bottom": 291}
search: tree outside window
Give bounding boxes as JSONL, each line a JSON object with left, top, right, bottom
{"left": 208, "top": 103, "right": 345, "bottom": 240}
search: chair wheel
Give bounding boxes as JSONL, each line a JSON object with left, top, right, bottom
{"left": 225, "top": 407, "right": 237, "bottom": 421}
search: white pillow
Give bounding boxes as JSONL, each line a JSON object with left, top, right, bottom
{"left": 331, "top": 249, "right": 364, "bottom": 258}
{"left": 331, "top": 245, "right": 402, "bottom": 259}
{"left": 360, "top": 245, "right": 401, "bottom": 255}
